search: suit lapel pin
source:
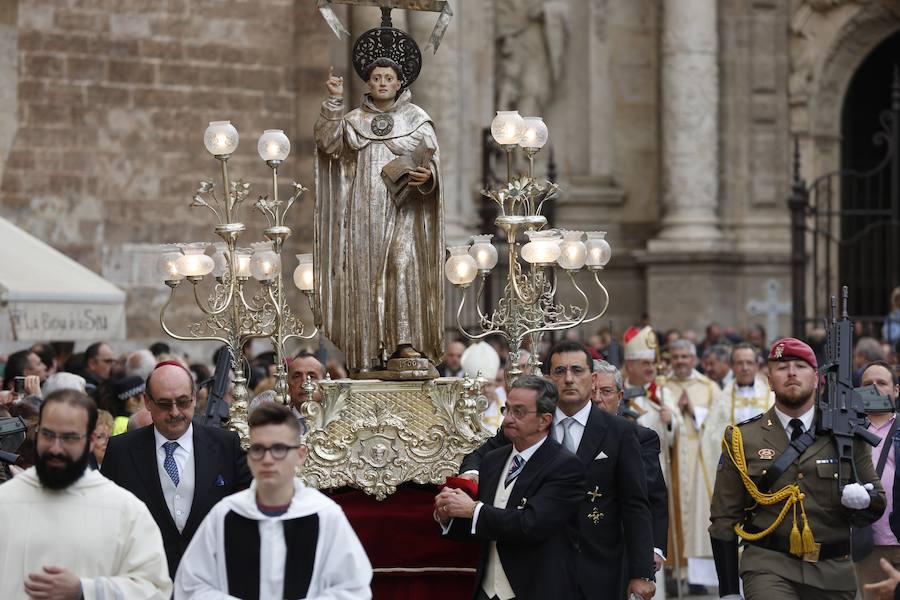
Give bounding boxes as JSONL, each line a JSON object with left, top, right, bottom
{"left": 758, "top": 449, "right": 775, "bottom": 460}
{"left": 588, "top": 508, "right": 604, "bottom": 524}
{"left": 517, "top": 497, "right": 527, "bottom": 510}
{"left": 587, "top": 486, "right": 602, "bottom": 502}
{"left": 767, "top": 419, "right": 773, "bottom": 426}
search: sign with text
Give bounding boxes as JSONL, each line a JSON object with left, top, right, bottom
{"left": 0, "top": 302, "right": 126, "bottom": 341}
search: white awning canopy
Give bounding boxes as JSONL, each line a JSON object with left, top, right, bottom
{"left": 0, "top": 217, "right": 126, "bottom": 341}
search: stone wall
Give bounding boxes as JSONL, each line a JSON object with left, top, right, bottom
{"left": 0, "top": 0, "right": 323, "bottom": 343}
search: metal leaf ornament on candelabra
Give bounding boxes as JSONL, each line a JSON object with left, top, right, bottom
{"left": 158, "top": 122, "right": 316, "bottom": 445}
{"left": 448, "top": 112, "right": 611, "bottom": 384}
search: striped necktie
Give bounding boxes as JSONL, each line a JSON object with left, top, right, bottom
{"left": 504, "top": 455, "right": 524, "bottom": 488}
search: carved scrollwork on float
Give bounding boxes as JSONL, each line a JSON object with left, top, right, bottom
{"left": 299, "top": 378, "right": 491, "bottom": 500}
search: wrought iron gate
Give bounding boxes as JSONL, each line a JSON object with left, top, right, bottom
{"left": 790, "top": 73, "right": 900, "bottom": 338}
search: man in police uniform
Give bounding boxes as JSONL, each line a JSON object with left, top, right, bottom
{"left": 709, "top": 338, "right": 886, "bottom": 599}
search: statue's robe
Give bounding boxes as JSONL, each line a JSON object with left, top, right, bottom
{"left": 314, "top": 89, "right": 444, "bottom": 372}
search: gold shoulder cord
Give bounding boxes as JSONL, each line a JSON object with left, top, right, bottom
{"left": 722, "top": 426, "right": 817, "bottom": 556}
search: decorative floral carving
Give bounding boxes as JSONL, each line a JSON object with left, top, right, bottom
{"left": 299, "top": 379, "right": 490, "bottom": 500}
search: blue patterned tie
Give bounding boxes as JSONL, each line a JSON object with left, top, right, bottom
{"left": 163, "top": 441, "right": 180, "bottom": 487}
{"left": 504, "top": 455, "right": 524, "bottom": 488}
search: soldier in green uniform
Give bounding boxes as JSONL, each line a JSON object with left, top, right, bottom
{"left": 709, "top": 337, "right": 886, "bottom": 599}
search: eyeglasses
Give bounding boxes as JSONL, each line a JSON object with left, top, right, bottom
{"left": 550, "top": 365, "right": 588, "bottom": 377}
{"left": 247, "top": 443, "right": 301, "bottom": 461}
{"left": 150, "top": 397, "right": 193, "bottom": 410}
{"left": 595, "top": 387, "right": 619, "bottom": 397}
{"left": 37, "top": 427, "right": 88, "bottom": 445}
{"left": 500, "top": 406, "right": 543, "bottom": 419}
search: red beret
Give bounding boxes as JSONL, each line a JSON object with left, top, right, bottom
{"left": 768, "top": 337, "right": 818, "bottom": 370}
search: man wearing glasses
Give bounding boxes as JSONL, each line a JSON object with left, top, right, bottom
{"left": 436, "top": 376, "right": 585, "bottom": 600}
{"left": 175, "top": 402, "right": 372, "bottom": 599}
{"left": 457, "top": 341, "right": 656, "bottom": 600}
{"left": 0, "top": 389, "right": 172, "bottom": 599}
{"left": 102, "top": 361, "right": 252, "bottom": 579}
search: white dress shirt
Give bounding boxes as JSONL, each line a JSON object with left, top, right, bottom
{"left": 553, "top": 402, "right": 592, "bottom": 453}
{"left": 154, "top": 424, "right": 195, "bottom": 531}
{"left": 773, "top": 404, "right": 815, "bottom": 438}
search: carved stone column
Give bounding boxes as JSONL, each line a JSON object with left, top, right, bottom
{"left": 649, "top": 0, "right": 722, "bottom": 250}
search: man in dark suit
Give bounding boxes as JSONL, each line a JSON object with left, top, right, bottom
{"left": 459, "top": 341, "right": 656, "bottom": 600}
{"left": 593, "top": 359, "right": 669, "bottom": 589}
{"left": 436, "top": 376, "right": 585, "bottom": 600}
{"left": 102, "top": 361, "right": 252, "bottom": 578}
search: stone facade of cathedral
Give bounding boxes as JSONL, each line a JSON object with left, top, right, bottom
{"left": 0, "top": 0, "right": 896, "bottom": 345}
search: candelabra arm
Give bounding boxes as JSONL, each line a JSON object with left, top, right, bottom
{"left": 191, "top": 277, "right": 235, "bottom": 317}
{"left": 284, "top": 292, "right": 318, "bottom": 341}
{"left": 220, "top": 158, "right": 233, "bottom": 224}
{"left": 582, "top": 272, "right": 611, "bottom": 325}
{"left": 474, "top": 275, "right": 490, "bottom": 322}
{"left": 159, "top": 285, "right": 229, "bottom": 345}
{"left": 455, "top": 284, "right": 507, "bottom": 342}
{"left": 238, "top": 284, "right": 265, "bottom": 312}
{"left": 519, "top": 270, "right": 590, "bottom": 339}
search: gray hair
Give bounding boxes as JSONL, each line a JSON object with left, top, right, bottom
{"left": 593, "top": 360, "right": 623, "bottom": 391}
{"left": 509, "top": 375, "right": 558, "bottom": 415}
{"left": 126, "top": 350, "right": 157, "bottom": 380}
{"left": 248, "top": 389, "right": 277, "bottom": 414}
{"left": 670, "top": 338, "right": 697, "bottom": 356}
{"left": 702, "top": 344, "right": 731, "bottom": 363}
{"left": 41, "top": 372, "right": 86, "bottom": 396}
{"left": 855, "top": 337, "right": 885, "bottom": 363}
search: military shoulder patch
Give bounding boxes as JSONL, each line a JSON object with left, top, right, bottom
{"left": 737, "top": 413, "right": 765, "bottom": 427}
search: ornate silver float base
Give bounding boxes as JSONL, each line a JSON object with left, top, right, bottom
{"left": 300, "top": 377, "right": 490, "bottom": 500}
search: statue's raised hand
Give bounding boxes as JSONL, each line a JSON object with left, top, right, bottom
{"left": 326, "top": 66, "right": 344, "bottom": 98}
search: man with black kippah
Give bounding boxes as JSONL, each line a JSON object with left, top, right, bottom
{"left": 710, "top": 337, "right": 886, "bottom": 599}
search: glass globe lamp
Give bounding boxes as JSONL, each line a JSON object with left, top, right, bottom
{"left": 490, "top": 111, "right": 526, "bottom": 146}
{"left": 157, "top": 244, "right": 184, "bottom": 282}
{"left": 469, "top": 234, "right": 498, "bottom": 273}
{"left": 521, "top": 230, "right": 562, "bottom": 266}
{"left": 518, "top": 117, "right": 549, "bottom": 149}
{"left": 175, "top": 243, "right": 214, "bottom": 278}
{"left": 557, "top": 230, "right": 587, "bottom": 271}
{"left": 293, "top": 254, "right": 314, "bottom": 291}
{"left": 258, "top": 129, "right": 290, "bottom": 162}
{"left": 445, "top": 245, "right": 478, "bottom": 286}
{"left": 585, "top": 231, "right": 612, "bottom": 269}
{"left": 249, "top": 241, "right": 280, "bottom": 282}
{"left": 203, "top": 121, "right": 239, "bottom": 156}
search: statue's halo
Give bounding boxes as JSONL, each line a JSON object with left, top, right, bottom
{"left": 352, "top": 26, "right": 422, "bottom": 88}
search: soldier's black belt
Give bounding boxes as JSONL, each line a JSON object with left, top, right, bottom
{"left": 743, "top": 535, "right": 851, "bottom": 561}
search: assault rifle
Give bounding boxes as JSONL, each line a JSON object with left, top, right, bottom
{"left": 201, "top": 348, "right": 232, "bottom": 427}
{"left": 0, "top": 416, "right": 27, "bottom": 465}
{"left": 818, "top": 286, "right": 880, "bottom": 490}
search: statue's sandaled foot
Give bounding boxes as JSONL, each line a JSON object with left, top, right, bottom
{"left": 389, "top": 344, "right": 422, "bottom": 360}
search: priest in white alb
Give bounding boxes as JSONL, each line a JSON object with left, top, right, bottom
{"left": 663, "top": 339, "right": 723, "bottom": 588}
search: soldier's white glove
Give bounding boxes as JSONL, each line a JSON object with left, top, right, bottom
{"left": 841, "top": 482, "right": 874, "bottom": 510}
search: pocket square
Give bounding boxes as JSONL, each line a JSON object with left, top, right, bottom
{"left": 594, "top": 451, "right": 608, "bottom": 461}
{"left": 215, "top": 475, "right": 225, "bottom": 487}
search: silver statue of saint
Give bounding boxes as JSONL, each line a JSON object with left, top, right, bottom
{"left": 314, "top": 59, "right": 445, "bottom": 377}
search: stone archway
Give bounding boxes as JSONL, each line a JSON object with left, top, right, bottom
{"left": 788, "top": 1, "right": 900, "bottom": 323}
{"left": 791, "top": 1, "right": 900, "bottom": 179}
